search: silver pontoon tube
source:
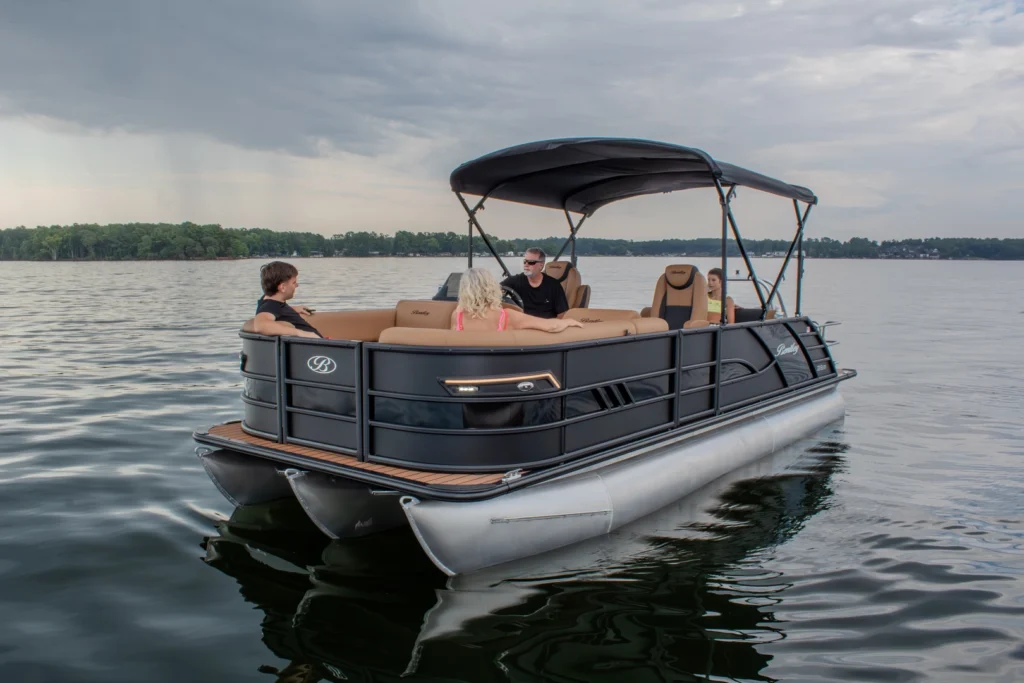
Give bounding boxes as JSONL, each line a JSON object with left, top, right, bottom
{"left": 406, "top": 432, "right": 830, "bottom": 663}
{"left": 401, "top": 386, "right": 846, "bottom": 576}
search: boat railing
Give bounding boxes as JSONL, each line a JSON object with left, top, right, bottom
{"left": 237, "top": 317, "right": 840, "bottom": 473}
{"left": 729, "top": 274, "right": 788, "bottom": 317}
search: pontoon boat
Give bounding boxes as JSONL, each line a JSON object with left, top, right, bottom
{"left": 193, "top": 137, "right": 857, "bottom": 575}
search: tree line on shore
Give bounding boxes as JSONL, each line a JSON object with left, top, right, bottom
{"left": 2, "top": 222, "right": 1022, "bottom": 261}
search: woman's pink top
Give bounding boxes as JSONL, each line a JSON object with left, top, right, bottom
{"left": 456, "top": 308, "right": 508, "bottom": 331}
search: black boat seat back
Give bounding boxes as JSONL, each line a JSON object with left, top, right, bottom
{"left": 650, "top": 264, "right": 708, "bottom": 330}
{"left": 733, "top": 307, "right": 778, "bottom": 323}
{"left": 545, "top": 261, "right": 590, "bottom": 308}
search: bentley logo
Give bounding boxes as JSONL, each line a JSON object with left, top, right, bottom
{"left": 307, "top": 356, "right": 337, "bottom": 374}
{"left": 775, "top": 343, "right": 799, "bottom": 357}
{"left": 411, "top": 309, "right": 430, "bottom": 315}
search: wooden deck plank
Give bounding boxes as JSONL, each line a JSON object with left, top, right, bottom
{"left": 429, "top": 473, "right": 474, "bottom": 485}
{"left": 442, "top": 474, "right": 486, "bottom": 486}
{"left": 415, "top": 472, "right": 456, "bottom": 484}
{"left": 206, "top": 422, "right": 517, "bottom": 487}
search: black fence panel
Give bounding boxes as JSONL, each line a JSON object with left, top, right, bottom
{"left": 236, "top": 317, "right": 837, "bottom": 471}
{"left": 678, "top": 328, "right": 716, "bottom": 424}
{"left": 241, "top": 335, "right": 279, "bottom": 439}
{"left": 278, "top": 339, "right": 361, "bottom": 455}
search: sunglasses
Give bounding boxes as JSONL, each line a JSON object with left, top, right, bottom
{"left": 523, "top": 259, "right": 544, "bottom": 266}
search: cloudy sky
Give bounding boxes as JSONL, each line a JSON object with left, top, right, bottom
{"left": 1, "top": 1, "right": 1021, "bottom": 240}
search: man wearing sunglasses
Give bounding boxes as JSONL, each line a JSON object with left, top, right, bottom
{"left": 500, "top": 247, "right": 569, "bottom": 319}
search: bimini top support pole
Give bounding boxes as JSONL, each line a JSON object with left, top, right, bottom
{"left": 713, "top": 177, "right": 731, "bottom": 320}
{"left": 764, "top": 200, "right": 813, "bottom": 318}
{"left": 722, "top": 188, "right": 768, "bottom": 315}
{"left": 455, "top": 191, "right": 512, "bottom": 278}
{"left": 553, "top": 210, "right": 587, "bottom": 265}
{"left": 795, "top": 201, "right": 807, "bottom": 316}
{"left": 712, "top": 176, "right": 730, "bottom": 416}
{"left": 770, "top": 200, "right": 815, "bottom": 317}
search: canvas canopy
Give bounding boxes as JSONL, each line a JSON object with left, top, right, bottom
{"left": 449, "top": 137, "right": 816, "bottom": 215}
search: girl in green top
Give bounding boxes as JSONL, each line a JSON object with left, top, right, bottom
{"left": 707, "top": 268, "right": 735, "bottom": 325}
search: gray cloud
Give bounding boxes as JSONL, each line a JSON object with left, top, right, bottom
{"left": 1, "top": 0, "right": 1022, "bottom": 237}
{"left": 0, "top": 1, "right": 483, "bottom": 154}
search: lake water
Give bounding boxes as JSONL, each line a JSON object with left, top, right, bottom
{"left": 1, "top": 257, "right": 1022, "bottom": 682}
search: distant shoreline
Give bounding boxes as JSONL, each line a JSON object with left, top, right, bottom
{"left": 2, "top": 254, "right": 1020, "bottom": 262}
{"left": 3, "top": 223, "right": 1022, "bottom": 260}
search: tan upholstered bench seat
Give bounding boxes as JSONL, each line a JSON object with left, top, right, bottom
{"left": 377, "top": 318, "right": 668, "bottom": 347}
{"left": 394, "top": 300, "right": 457, "bottom": 329}
{"left": 241, "top": 309, "right": 397, "bottom": 340}
{"left": 304, "top": 309, "right": 397, "bottom": 340}
{"left": 242, "top": 301, "right": 668, "bottom": 343}
{"left": 564, "top": 308, "right": 640, "bottom": 323}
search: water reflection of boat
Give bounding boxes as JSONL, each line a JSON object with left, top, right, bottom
{"left": 201, "top": 427, "right": 848, "bottom": 681}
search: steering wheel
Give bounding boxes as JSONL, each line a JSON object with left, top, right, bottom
{"left": 501, "top": 285, "right": 525, "bottom": 311}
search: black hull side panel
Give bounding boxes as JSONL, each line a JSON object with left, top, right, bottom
{"left": 223, "top": 319, "right": 849, "bottom": 475}
{"left": 194, "top": 370, "right": 856, "bottom": 503}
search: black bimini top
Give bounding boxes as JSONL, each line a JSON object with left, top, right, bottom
{"left": 450, "top": 137, "right": 817, "bottom": 215}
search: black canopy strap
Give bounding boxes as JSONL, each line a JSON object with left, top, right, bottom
{"left": 763, "top": 200, "right": 813, "bottom": 319}
{"left": 455, "top": 192, "right": 512, "bottom": 278}
{"left": 553, "top": 210, "right": 587, "bottom": 265}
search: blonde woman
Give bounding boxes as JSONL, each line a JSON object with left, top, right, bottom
{"left": 451, "top": 268, "right": 584, "bottom": 333}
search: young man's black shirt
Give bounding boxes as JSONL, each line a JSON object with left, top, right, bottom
{"left": 500, "top": 273, "right": 569, "bottom": 319}
{"left": 255, "top": 297, "right": 322, "bottom": 337}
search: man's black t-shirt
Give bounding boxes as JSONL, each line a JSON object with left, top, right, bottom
{"left": 255, "top": 298, "right": 322, "bottom": 337}
{"left": 500, "top": 273, "right": 569, "bottom": 319}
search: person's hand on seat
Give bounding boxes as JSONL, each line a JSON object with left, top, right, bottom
{"left": 555, "top": 318, "right": 584, "bottom": 331}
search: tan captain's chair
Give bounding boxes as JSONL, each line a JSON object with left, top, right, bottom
{"left": 545, "top": 260, "right": 591, "bottom": 309}
{"left": 649, "top": 264, "right": 709, "bottom": 329}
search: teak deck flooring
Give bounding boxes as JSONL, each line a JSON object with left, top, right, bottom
{"left": 206, "top": 421, "right": 512, "bottom": 488}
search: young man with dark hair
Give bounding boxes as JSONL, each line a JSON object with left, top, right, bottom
{"left": 500, "top": 247, "right": 569, "bottom": 319}
{"left": 254, "top": 261, "right": 322, "bottom": 338}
